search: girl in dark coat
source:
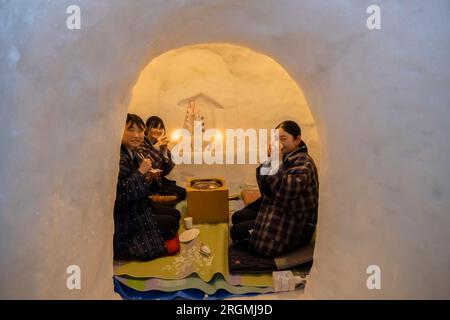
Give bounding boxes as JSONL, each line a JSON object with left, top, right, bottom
{"left": 136, "top": 116, "right": 186, "bottom": 203}
{"left": 231, "top": 120, "right": 319, "bottom": 257}
{"left": 113, "top": 114, "right": 180, "bottom": 261}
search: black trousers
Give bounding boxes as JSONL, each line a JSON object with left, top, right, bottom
{"left": 151, "top": 202, "right": 181, "bottom": 240}
{"left": 230, "top": 197, "right": 262, "bottom": 245}
{"left": 232, "top": 198, "right": 317, "bottom": 251}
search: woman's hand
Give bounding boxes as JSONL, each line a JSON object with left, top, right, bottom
{"left": 138, "top": 158, "right": 153, "bottom": 175}
{"left": 268, "top": 143, "right": 283, "bottom": 161}
{"left": 155, "top": 136, "right": 170, "bottom": 149}
{"left": 144, "top": 170, "right": 161, "bottom": 182}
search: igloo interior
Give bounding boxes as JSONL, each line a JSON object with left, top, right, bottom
{"left": 1, "top": 0, "right": 449, "bottom": 299}
{"left": 128, "top": 43, "right": 320, "bottom": 195}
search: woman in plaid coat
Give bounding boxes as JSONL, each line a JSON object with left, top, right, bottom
{"left": 136, "top": 116, "right": 186, "bottom": 202}
{"left": 231, "top": 121, "right": 319, "bottom": 257}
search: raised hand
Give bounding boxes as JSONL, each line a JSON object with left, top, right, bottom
{"left": 138, "top": 158, "right": 153, "bottom": 175}
{"left": 155, "top": 136, "right": 170, "bottom": 149}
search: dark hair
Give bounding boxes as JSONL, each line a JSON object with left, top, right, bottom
{"left": 126, "top": 113, "right": 145, "bottom": 130}
{"left": 275, "top": 120, "right": 301, "bottom": 137}
{"left": 145, "top": 116, "right": 166, "bottom": 135}
{"left": 275, "top": 120, "right": 308, "bottom": 151}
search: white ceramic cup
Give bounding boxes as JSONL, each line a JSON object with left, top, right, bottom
{"left": 184, "top": 217, "right": 193, "bottom": 229}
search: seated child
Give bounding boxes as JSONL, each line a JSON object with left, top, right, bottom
{"left": 137, "top": 116, "right": 186, "bottom": 203}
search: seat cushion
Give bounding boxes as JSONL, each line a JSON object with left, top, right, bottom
{"left": 274, "top": 244, "right": 314, "bottom": 270}
{"left": 228, "top": 244, "right": 276, "bottom": 273}
{"left": 240, "top": 189, "right": 261, "bottom": 206}
{"left": 165, "top": 234, "right": 180, "bottom": 256}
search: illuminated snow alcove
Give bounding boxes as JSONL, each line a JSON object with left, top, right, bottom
{"left": 128, "top": 43, "right": 320, "bottom": 193}
{"left": 0, "top": 1, "right": 449, "bottom": 299}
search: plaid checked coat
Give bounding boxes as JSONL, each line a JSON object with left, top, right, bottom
{"left": 136, "top": 137, "right": 175, "bottom": 176}
{"left": 113, "top": 145, "right": 167, "bottom": 261}
{"left": 249, "top": 145, "right": 319, "bottom": 257}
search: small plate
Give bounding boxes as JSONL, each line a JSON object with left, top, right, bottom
{"left": 179, "top": 228, "right": 200, "bottom": 243}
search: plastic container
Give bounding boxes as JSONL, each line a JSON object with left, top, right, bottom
{"left": 272, "top": 270, "right": 303, "bottom": 292}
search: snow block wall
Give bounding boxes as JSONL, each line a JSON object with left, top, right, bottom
{"left": 0, "top": 0, "right": 449, "bottom": 299}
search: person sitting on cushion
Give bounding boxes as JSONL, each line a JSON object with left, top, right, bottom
{"left": 137, "top": 116, "right": 186, "bottom": 203}
{"left": 230, "top": 120, "right": 319, "bottom": 257}
{"left": 113, "top": 113, "right": 180, "bottom": 261}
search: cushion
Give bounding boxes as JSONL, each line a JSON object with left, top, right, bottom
{"left": 228, "top": 244, "right": 276, "bottom": 273}
{"left": 165, "top": 234, "right": 180, "bottom": 256}
{"left": 240, "top": 189, "right": 261, "bottom": 206}
{"left": 274, "top": 243, "right": 314, "bottom": 270}
{"left": 229, "top": 242, "right": 314, "bottom": 273}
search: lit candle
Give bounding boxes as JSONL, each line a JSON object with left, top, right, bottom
{"left": 171, "top": 131, "right": 180, "bottom": 142}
